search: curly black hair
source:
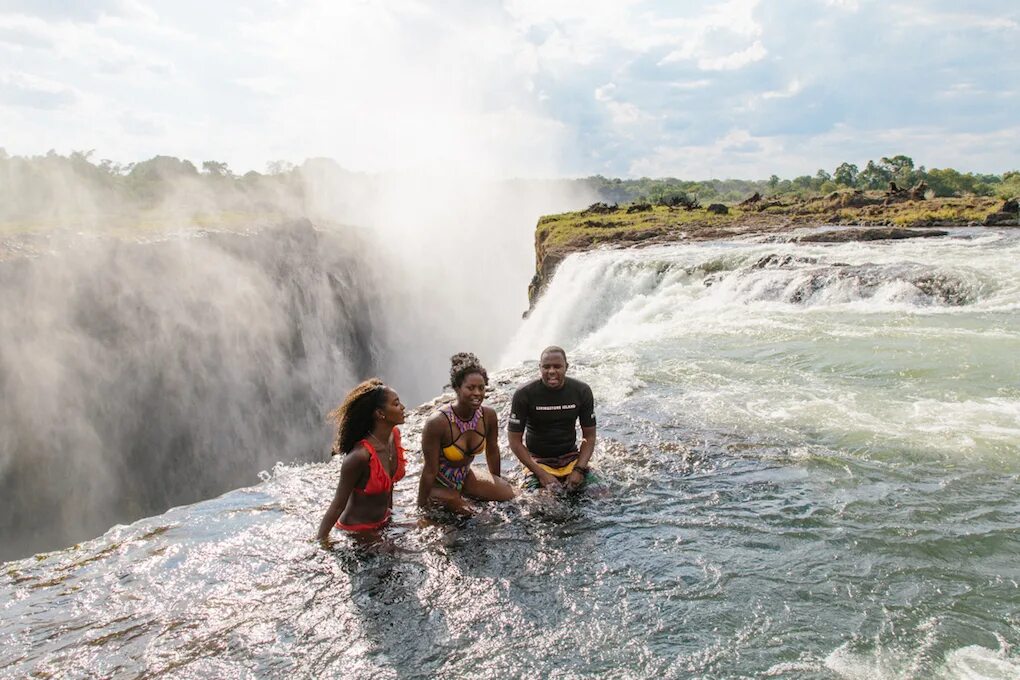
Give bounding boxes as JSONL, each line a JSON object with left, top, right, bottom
{"left": 449, "top": 352, "right": 488, "bottom": 389}
{"left": 326, "top": 378, "right": 389, "bottom": 455}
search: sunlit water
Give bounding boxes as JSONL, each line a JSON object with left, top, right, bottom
{"left": 3, "top": 227, "right": 1020, "bottom": 678}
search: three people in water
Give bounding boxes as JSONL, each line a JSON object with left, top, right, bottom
{"left": 318, "top": 346, "right": 597, "bottom": 538}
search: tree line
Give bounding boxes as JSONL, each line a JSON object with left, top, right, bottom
{"left": 0, "top": 149, "right": 317, "bottom": 223}
{"left": 2, "top": 149, "right": 1017, "bottom": 225}
{"left": 583, "top": 154, "right": 1020, "bottom": 205}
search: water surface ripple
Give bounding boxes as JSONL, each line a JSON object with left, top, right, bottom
{"left": 4, "top": 230, "right": 1020, "bottom": 678}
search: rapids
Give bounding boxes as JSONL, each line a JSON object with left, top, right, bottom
{"left": 2, "top": 226, "right": 1019, "bottom": 678}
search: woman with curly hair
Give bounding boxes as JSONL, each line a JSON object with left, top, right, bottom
{"left": 417, "top": 353, "right": 515, "bottom": 514}
{"left": 317, "top": 379, "right": 407, "bottom": 539}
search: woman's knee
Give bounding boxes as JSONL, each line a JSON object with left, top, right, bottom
{"left": 491, "top": 476, "right": 516, "bottom": 500}
{"left": 465, "top": 472, "right": 516, "bottom": 501}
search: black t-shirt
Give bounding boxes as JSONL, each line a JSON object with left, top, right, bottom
{"left": 508, "top": 377, "right": 596, "bottom": 461}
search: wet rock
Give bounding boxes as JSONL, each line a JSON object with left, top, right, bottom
{"left": 583, "top": 202, "right": 618, "bottom": 215}
{"left": 908, "top": 181, "right": 931, "bottom": 200}
{"left": 796, "top": 227, "right": 948, "bottom": 243}
{"left": 751, "top": 253, "right": 819, "bottom": 269}
{"left": 626, "top": 202, "right": 652, "bottom": 213}
{"left": 527, "top": 251, "right": 564, "bottom": 311}
{"left": 779, "top": 264, "right": 972, "bottom": 306}
{"left": 984, "top": 211, "right": 1019, "bottom": 226}
{"left": 838, "top": 190, "right": 880, "bottom": 208}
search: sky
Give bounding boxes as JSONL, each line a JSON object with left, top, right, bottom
{"left": 1, "top": 0, "right": 1018, "bottom": 179}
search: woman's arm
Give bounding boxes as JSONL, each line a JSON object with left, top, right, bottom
{"left": 417, "top": 416, "right": 442, "bottom": 508}
{"left": 316, "top": 450, "right": 368, "bottom": 541}
{"left": 483, "top": 407, "right": 501, "bottom": 477}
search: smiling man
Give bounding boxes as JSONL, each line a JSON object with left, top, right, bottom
{"left": 508, "top": 346, "right": 597, "bottom": 491}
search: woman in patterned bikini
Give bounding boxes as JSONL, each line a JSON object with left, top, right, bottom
{"left": 317, "top": 379, "right": 407, "bottom": 540}
{"left": 417, "top": 353, "right": 515, "bottom": 514}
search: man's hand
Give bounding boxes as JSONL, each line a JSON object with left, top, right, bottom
{"left": 537, "top": 469, "right": 562, "bottom": 491}
{"left": 564, "top": 469, "right": 585, "bottom": 491}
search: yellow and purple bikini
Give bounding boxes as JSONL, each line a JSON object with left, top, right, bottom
{"left": 437, "top": 404, "right": 485, "bottom": 491}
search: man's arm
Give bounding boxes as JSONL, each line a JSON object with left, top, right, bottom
{"left": 508, "top": 431, "right": 561, "bottom": 489}
{"left": 566, "top": 384, "right": 597, "bottom": 490}
{"left": 576, "top": 425, "right": 596, "bottom": 468}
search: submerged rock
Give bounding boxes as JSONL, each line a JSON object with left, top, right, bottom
{"left": 762, "top": 263, "right": 974, "bottom": 306}
{"left": 796, "top": 227, "right": 947, "bottom": 243}
{"left": 750, "top": 253, "right": 819, "bottom": 269}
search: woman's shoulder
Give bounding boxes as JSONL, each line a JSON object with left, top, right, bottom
{"left": 342, "top": 443, "right": 372, "bottom": 465}
{"left": 422, "top": 409, "right": 450, "bottom": 433}
{"left": 425, "top": 406, "right": 449, "bottom": 423}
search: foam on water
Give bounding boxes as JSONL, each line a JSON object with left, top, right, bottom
{"left": 4, "top": 229, "right": 1019, "bottom": 678}
{"left": 503, "top": 228, "right": 1020, "bottom": 463}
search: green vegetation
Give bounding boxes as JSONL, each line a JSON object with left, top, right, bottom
{"left": 0, "top": 148, "right": 309, "bottom": 234}
{"left": 1, "top": 149, "right": 1016, "bottom": 240}
{"left": 581, "top": 154, "right": 1020, "bottom": 203}
{"left": 536, "top": 204, "right": 743, "bottom": 251}
{"left": 536, "top": 191, "right": 1005, "bottom": 259}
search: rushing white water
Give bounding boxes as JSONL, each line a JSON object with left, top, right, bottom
{"left": 503, "top": 227, "right": 1020, "bottom": 463}
{"left": 0, "top": 174, "right": 596, "bottom": 561}
{"left": 3, "top": 227, "right": 1019, "bottom": 679}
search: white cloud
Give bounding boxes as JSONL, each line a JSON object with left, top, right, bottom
{"left": 1, "top": 0, "right": 1018, "bottom": 177}
{"left": 824, "top": 0, "right": 860, "bottom": 9}
{"left": 657, "top": 0, "right": 765, "bottom": 71}
{"left": 234, "top": 76, "right": 286, "bottom": 97}
{"left": 629, "top": 128, "right": 784, "bottom": 178}
{"left": 669, "top": 79, "right": 712, "bottom": 90}
{"left": 761, "top": 78, "right": 804, "bottom": 100}
{"left": 889, "top": 6, "right": 1019, "bottom": 31}
{"left": 695, "top": 39, "right": 766, "bottom": 71}
{"left": 0, "top": 71, "right": 77, "bottom": 109}
{"left": 593, "top": 82, "right": 651, "bottom": 127}
{"left": 629, "top": 122, "right": 1020, "bottom": 180}
{"left": 594, "top": 83, "right": 616, "bottom": 102}
{"left": 230, "top": 1, "right": 566, "bottom": 177}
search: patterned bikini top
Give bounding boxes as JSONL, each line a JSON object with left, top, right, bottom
{"left": 440, "top": 404, "right": 485, "bottom": 462}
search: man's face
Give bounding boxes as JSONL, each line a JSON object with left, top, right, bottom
{"left": 539, "top": 351, "right": 567, "bottom": 389}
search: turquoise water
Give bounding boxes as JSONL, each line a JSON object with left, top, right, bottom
{"left": 2, "top": 228, "right": 1019, "bottom": 678}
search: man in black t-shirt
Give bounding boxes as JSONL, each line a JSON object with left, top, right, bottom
{"left": 508, "top": 346, "right": 596, "bottom": 491}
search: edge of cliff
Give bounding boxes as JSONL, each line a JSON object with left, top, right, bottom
{"left": 525, "top": 191, "right": 1019, "bottom": 313}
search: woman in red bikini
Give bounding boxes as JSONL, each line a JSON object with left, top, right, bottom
{"left": 317, "top": 379, "right": 407, "bottom": 539}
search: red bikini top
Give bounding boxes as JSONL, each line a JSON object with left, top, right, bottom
{"left": 357, "top": 427, "right": 406, "bottom": 495}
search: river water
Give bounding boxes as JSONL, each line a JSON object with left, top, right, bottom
{"left": 3, "top": 227, "right": 1019, "bottom": 678}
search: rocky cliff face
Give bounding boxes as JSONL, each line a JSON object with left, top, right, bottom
{"left": 524, "top": 192, "right": 1012, "bottom": 312}
{"left": 0, "top": 221, "right": 386, "bottom": 560}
